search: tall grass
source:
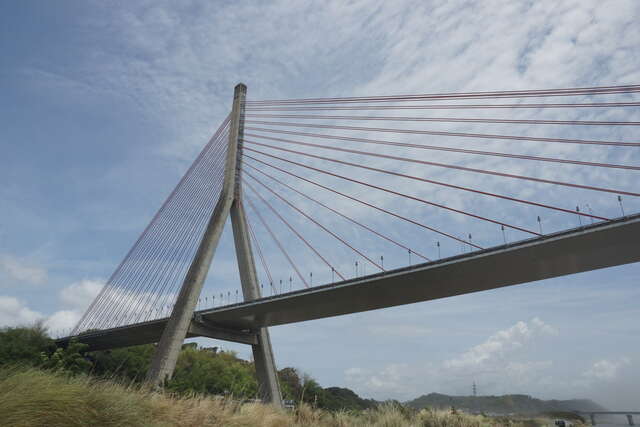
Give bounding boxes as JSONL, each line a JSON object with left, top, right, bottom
{"left": 0, "top": 367, "right": 575, "bottom": 426}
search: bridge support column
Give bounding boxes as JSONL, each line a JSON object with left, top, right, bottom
{"left": 146, "top": 83, "right": 245, "bottom": 386}
{"left": 230, "top": 121, "right": 283, "bottom": 406}
{"left": 145, "top": 192, "right": 233, "bottom": 386}
{"left": 145, "top": 83, "right": 282, "bottom": 406}
{"left": 590, "top": 414, "right": 596, "bottom": 425}
{"left": 147, "top": 84, "right": 240, "bottom": 386}
{"left": 628, "top": 414, "right": 634, "bottom": 426}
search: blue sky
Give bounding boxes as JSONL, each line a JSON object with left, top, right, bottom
{"left": 1, "top": 0, "right": 639, "bottom": 409}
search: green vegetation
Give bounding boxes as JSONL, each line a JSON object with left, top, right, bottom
{"left": 0, "top": 323, "right": 55, "bottom": 366}
{"left": 0, "top": 367, "right": 574, "bottom": 427}
{"left": 0, "top": 325, "right": 375, "bottom": 411}
{"left": 0, "top": 325, "right": 592, "bottom": 426}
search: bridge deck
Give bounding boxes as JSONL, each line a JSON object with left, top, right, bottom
{"left": 58, "top": 214, "right": 640, "bottom": 351}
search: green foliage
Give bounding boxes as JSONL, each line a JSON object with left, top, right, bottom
{"left": 0, "top": 324, "right": 55, "bottom": 367}
{"left": 89, "top": 345, "right": 155, "bottom": 382}
{"left": 277, "top": 367, "right": 377, "bottom": 411}
{"left": 278, "top": 367, "right": 302, "bottom": 401}
{"left": 40, "top": 340, "right": 92, "bottom": 374}
{"left": 323, "top": 387, "right": 378, "bottom": 411}
{"left": 300, "top": 373, "right": 325, "bottom": 405}
{"left": 167, "top": 346, "right": 258, "bottom": 398}
{"left": 0, "top": 325, "right": 379, "bottom": 412}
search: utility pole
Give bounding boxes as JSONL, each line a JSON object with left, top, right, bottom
{"left": 473, "top": 380, "right": 477, "bottom": 414}
{"left": 146, "top": 84, "right": 282, "bottom": 407}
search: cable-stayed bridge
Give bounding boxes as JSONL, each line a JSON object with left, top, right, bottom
{"left": 57, "top": 83, "right": 640, "bottom": 406}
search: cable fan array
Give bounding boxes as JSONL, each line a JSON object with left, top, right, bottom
{"left": 72, "top": 117, "right": 230, "bottom": 334}
{"left": 69, "top": 84, "right": 639, "bottom": 337}
{"left": 240, "top": 84, "right": 639, "bottom": 293}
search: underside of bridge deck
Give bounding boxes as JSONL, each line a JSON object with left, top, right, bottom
{"left": 57, "top": 213, "right": 640, "bottom": 351}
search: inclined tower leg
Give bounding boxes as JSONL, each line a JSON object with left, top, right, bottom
{"left": 231, "top": 198, "right": 283, "bottom": 406}
{"left": 146, "top": 83, "right": 283, "bottom": 406}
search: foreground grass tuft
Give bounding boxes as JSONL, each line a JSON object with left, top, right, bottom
{"left": 0, "top": 367, "right": 580, "bottom": 426}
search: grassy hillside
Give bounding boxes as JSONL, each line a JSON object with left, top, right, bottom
{"left": 0, "top": 368, "right": 579, "bottom": 427}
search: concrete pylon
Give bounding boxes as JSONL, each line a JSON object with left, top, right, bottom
{"left": 146, "top": 84, "right": 283, "bottom": 406}
{"left": 231, "top": 200, "right": 283, "bottom": 405}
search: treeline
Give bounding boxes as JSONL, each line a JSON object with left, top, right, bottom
{"left": 0, "top": 324, "right": 376, "bottom": 411}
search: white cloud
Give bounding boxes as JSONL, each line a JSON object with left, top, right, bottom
{"left": 59, "top": 279, "right": 104, "bottom": 309}
{"left": 0, "top": 279, "right": 105, "bottom": 334}
{"left": 344, "top": 362, "right": 433, "bottom": 397}
{"left": 0, "top": 254, "right": 47, "bottom": 285}
{"left": 42, "top": 279, "right": 105, "bottom": 334}
{"left": 444, "top": 317, "right": 557, "bottom": 370}
{"left": 0, "top": 275, "right": 177, "bottom": 336}
{"left": 0, "top": 296, "right": 43, "bottom": 327}
{"left": 584, "top": 358, "right": 631, "bottom": 381}
{"left": 346, "top": 318, "right": 558, "bottom": 400}
{"left": 45, "top": 310, "right": 81, "bottom": 333}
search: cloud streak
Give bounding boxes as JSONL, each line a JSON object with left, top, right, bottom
{"left": 345, "top": 318, "right": 559, "bottom": 401}
{"left": 0, "top": 253, "right": 47, "bottom": 285}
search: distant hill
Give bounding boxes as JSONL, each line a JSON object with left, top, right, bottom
{"left": 322, "top": 387, "right": 378, "bottom": 411}
{"left": 405, "top": 393, "right": 605, "bottom": 414}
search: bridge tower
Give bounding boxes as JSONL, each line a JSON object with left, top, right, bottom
{"left": 145, "top": 84, "right": 283, "bottom": 406}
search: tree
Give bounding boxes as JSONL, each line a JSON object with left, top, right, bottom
{"left": 41, "top": 339, "right": 92, "bottom": 374}
{"left": 300, "top": 373, "right": 327, "bottom": 407}
{"left": 167, "top": 346, "right": 257, "bottom": 398}
{"left": 89, "top": 345, "right": 155, "bottom": 382}
{"left": 0, "top": 323, "right": 55, "bottom": 367}
{"left": 278, "top": 367, "right": 303, "bottom": 401}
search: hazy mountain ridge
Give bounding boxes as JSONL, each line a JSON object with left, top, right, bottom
{"left": 405, "top": 393, "right": 605, "bottom": 414}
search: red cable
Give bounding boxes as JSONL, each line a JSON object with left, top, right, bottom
{"left": 244, "top": 155, "right": 480, "bottom": 251}
{"left": 245, "top": 129, "right": 639, "bottom": 171}
{"left": 245, "top": 120, "right": 640, "bottom": 147}
{"left": 243, "top": 139, "right": 613, "bottom": 220}
{"left": 246, "top": 214, "right": 275, "bottom": 288}
{"left": 242, "top": 162, "right": 431, "bottom": 262}
{"left": 244, "top": 144, "right": 535, "bottom": 238}
{"left": 245, "top": 101, "right": 640, "bottom": 111}
{"left": 246, "top": 113, "right": 640, "bottom": 126}
{"left": 243, "top": 153, "right": 486, "bottom": 247}
{"left": 244, "top": 176, "right": 386, "bottom": 271}
{"left": 245, "top": 197, "right": 309, "bottom": 288}
{"left": 243, "top": 137, "right": 638, "bottom": 198}
{"left": 244, "top": 179, "right": 346, "bottom": 280}
{"left": 246, "top": 84, "right": 640, "bottom": 105}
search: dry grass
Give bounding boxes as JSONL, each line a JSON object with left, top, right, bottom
{"left": 0, "top": 367, "right": 577, "bottom": 426}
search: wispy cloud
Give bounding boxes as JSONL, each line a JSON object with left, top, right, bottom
{"left": 445, "top": 318, "right": 557, "bottom": 371}
{"left": 345, "top": 318, "right": 558, "bottom": 400}
{"left": 0, "top": 253, "right": 47, "bottom": 285}
{"left": 584, "top": 358, "right": 631, "bottom": 381}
